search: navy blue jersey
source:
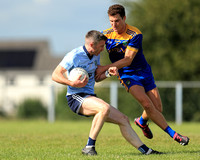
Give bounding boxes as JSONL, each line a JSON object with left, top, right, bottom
{"left": 103, "top": 24, "right": 156, "bottom": 92}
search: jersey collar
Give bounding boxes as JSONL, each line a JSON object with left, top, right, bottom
{"left": 83, "top": 45, "right": 93, "bottom": 60}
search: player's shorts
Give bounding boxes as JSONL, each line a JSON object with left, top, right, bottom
{"left": 118, "top": 65, "right": 156, "bottom": 92}
{"left": 66, "top": 93, "right": 96, "bottom": 116}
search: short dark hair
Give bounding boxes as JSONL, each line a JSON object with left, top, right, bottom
{"left": 107, "top": 4, "right": 125, "bottom": 18}
{"left": 85, "top": 30, "right": 107, "bottom": 44}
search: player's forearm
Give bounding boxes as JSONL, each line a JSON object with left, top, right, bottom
{"left": 109, "top": 48, "right": 137, "bottom": 69}
{"left": 95, "top": 72, "right": 107, "bottom": 82}
{"left": 52, "top": 71, "right": 71, "bottom": 86}
{"left": 95, "top": 65, "right": 112, "bottom": 82}
{"left": 95, "top": 67, "right": 118, "bottom": 82}
{"left": 109, "top": 57, "right": 132, "bottom": 69}
{"left": 52, "top": 65, "right": 72, "bottom": 85}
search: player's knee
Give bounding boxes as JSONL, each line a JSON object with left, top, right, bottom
{"left": 124, "top": 115, "right": 130, "bottom": 124}
{"left": 142, "top": 101, "right": 151, "bottom": 110}
{"left": 120, "top": 114, "right": 130, "bottom": 125}
{"left": 142, "top": 101, "right": 154, "bottom": 113}
{"left": 157, "top": 104, "right": 163, "bottom": 113}
{"left": 101, "top": 105, "right": 110, "bottom": 117}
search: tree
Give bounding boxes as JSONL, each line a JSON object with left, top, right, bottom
{"left": 124, "top": 0, "right": 200, "bottom": 80}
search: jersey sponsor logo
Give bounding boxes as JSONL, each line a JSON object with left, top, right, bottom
{"left": 113, "top": 39, "right": 128, "bottom": 47}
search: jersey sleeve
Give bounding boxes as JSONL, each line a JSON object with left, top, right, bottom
{"left": 59, "top": 53, "right": 78, "bottom": 71}
{"left": 127, "top": 34, "right": 143, "bottom": 50}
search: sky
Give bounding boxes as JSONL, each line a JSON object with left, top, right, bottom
{"left": 0, "top": 0, "right": 125, "bottom": 56}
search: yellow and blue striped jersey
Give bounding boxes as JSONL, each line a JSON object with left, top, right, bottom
{"left": 103, "top": 24, "right": 148, "bottom": 71}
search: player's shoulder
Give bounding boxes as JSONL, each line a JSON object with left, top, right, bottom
{"left": 72, "top": 46, "right": 84, "bottom": 54}
{"left": 69, "top": 46, "right": 83, "bottom": 55}
{"left": 126, "top": 24, "right": 142, "bottom": 36}
{"left": 102, "top": 27, "right": 114, "bottom": 35}
{"left": 64, "top": 46, "right": 84, "bottom": 59}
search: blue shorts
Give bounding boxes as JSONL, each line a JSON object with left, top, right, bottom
{"left": 118, "top": 65, "right": 156, "bottom": 92}
{"left": 66, "top": 93, "right": 96, "bottom": 116}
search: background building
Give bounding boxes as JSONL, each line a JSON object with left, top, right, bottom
{"left": 0, "top": 40, "right": 62, "bottom": 115}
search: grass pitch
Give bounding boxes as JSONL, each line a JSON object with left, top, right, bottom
{"left": 0, "top": 120, "right": 199, "bottom": 160}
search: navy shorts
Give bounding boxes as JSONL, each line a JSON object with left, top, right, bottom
{"left": 66, "top": 93, "right": 96, "bottom": 116}
{"left": 118, "top": 65, "right": 156, "bottom": 92}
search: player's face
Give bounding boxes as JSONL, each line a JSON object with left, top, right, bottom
{"left": 92, "top": 40, "right": 105, "bottom": 56}
{"left": 109, "top": 14, "right": 126, "bottom": 34}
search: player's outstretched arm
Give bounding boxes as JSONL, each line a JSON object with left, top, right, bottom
{"left": 95, "top": 48, "right": 138, "bottom": 78}
{"left": 95, "top": 66, "right": 118, "bottom": 82}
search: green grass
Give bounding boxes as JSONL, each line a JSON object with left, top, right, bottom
{"left": 0, "top": 120, "right": 199, "bottom": 160}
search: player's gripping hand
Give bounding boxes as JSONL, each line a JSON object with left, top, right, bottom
{"left": 108, "top": 67, "right": 118, "bottom": 76}
{"left": 70, "top": 75, "right": 88, "bottom": 88}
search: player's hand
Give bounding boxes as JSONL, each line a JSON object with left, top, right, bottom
{"left": 70, "top": 75, "right": 88, "bottom": 88}
{"left": 108, "top": 67, "right": 118, "bottom": 76}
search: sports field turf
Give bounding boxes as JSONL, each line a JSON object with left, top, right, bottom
{"left": 0, "top": 120, "right": 199, "bottom": 160}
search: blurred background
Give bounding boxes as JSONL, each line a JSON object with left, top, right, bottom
{"left": 0, "top": 0, "right": 200, "bottom": 123}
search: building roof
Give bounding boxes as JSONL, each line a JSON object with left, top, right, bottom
{"left": 0, "top": 40, "right": 62, "bottom": 77}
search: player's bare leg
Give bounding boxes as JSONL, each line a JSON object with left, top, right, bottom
{"left": 130, "top": 85, "right": 168, "bottom": 129}
{"left": 133, "top": 86, "right": 164, "bottom": 138}
{"left": 105, "top": 106, "right": 143, "bottom": 148}
{"left": 105, "top": 106, "right": 162, "bottom": 154}
{"left": 140, "top": 87, "right": 163, "bottom": 121}
{"left": 131, "top": 85, "right": 189, "bottom": 145}
{"left": 136, "top": 87, "right": 163, "bottom": 138}
{"left": 147, "top": 87, "right": 163, "bottom": 112}
{"left": 80, "top": 96, "right": 110, "bottom": 139}
{"left": 80, "top": 96, "right": 110, "bottom": 155}
{"left": 80, "top": 96, "right": 162, "bottom": 154}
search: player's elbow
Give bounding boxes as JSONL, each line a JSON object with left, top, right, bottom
{"left": 51, "top": 71, "right": 57, "bottom": 82}
{"left": 51, "top": 75, "right": 55, "bottom": 82}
